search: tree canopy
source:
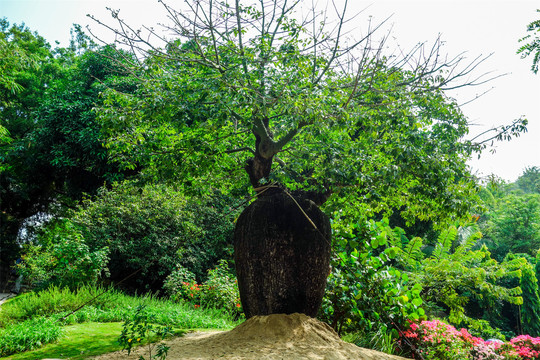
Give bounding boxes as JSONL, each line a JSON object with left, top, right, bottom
{"left": 91, "top": 0, "right": 526, "bottom": 226}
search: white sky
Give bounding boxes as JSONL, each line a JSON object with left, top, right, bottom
{"left": 1, "top": 0, "right": 539, "bottom": 182}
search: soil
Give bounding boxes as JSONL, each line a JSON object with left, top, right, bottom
{"left": 91, "top": 313, "right": 411, "bottom": 360}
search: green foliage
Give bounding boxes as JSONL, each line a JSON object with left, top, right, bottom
{"left": 518, "top": 10, "right": 540, "bottom": 74}
{"left": 402, "top": 225, "right": 523, "bottom": 326}
{"left": 320, "top": 219, "right": 425, "bottom": 339}
{"left": 0, "top": 317, "right": 61, "bottom": 357}
{"left": 0, "top": 18, "right": 52, "bottom": 110}
{"left": 94, "top": 0, "right": 496, "bottom": 228}
{"left": 164, "top": 261, "right": 242, "bottom": 318}
{"left": 0, "top": 19, "right": 58, "bottom": 265}
{"left": 118, "top": 305, "right": 171, "bottom": 360}
{"left": 520, "top": 261, "right": 540, "bottom": 337}
{"left": 176, "top": 196, "right": 238, "bottom": 281}
{"left": 200, "top": 260, "right": 241, "bottom": 317}
{"left": 464, "top": 319, "right": 508, "bottom": 341}
{"left": 482, "top": 194, "right": 540, "bottom": 261}
{"left": 0, "top": 24, "right": 135, "bottom": 267}
{"left": 162, "top": 265, "right": 196, "bottom": 298}
{"left": 320, "top": 216, "right": 521, "bottom": 348}
{"left": 517, "top": 167, "right": 540, "bottom": 194}
{"left": 327, "top": 215, "right": 522, "bottom": 343}
{"left": 71, "top": 181, "right": 234, "bottom": 290}
{"left": 535, "top": 251, "right": 540, "bottom": 291}
{"left": 0, "top": 285, "right": 117, "bottom": 327}
{"left": 0, "top": 18, "right": 47, "bottom": 146}
{"left": 344, "top": 323, "right": 400, "bottom": 355}
{"left": 17, "top": 220, "right": 109, "bottom": 290}
{"left": 0, "top": 285, "right": 238, "bottom": 358}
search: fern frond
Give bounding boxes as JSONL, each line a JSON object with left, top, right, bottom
{"left": 454, "top": 229, "right": 482, "bottom": 256}
{"left": 433, "top": 226, "right": 457, "bottom": 259}
{"left": 403, "top": 236, "right": 424, "bottom": 263}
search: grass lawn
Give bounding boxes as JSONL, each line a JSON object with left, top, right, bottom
{"left": 0, "top": 321, "right": 187, "bottom": 360}
{"left": 0, "top": 287, "right": 237, "bottom": 359}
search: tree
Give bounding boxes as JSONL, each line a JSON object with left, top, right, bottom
{"left": 518, "top": 9, "right": 540, "bottom": 74}
{"left": 0, "top": 19, "right": 58, "bottom": 269}
{"left": 92, "top": 0, "right": 527, "bottom": 317}
{"left": 0, "top": 24, "right": 137, "bottom": 270}
{"left": 392, "top": 225, "right": 523, "bottom": 329}
{"left": 520, "top": 260, "right": 540, "bottom": 337}
{"left": 482, "top": 194, "right": 540, "bottom": 261}
{"left": 516, "top": 166, "right": 540, "bottom": 194}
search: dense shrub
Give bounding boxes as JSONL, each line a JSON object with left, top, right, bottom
{"left": 17, "top": 220, "right": 109, "bottom": 290}
{"left": 164, "top": 260, "right": 242, "bottom": 318}
{"left": 511, "top": 335, "right": 540, "bottom": 359}
{"left": 320, "top": 219, "right": 424, "bottom": 341}
{"left": 200, "top": 260, "right": 241, "bottom": 316}
{"left": 402, "top": 319, "right": 482, "bottom": 359}
{"left": 71, "top": 181, "right": 236, "bottom": 291}
{"left": 177, "top": 196, "right": 237, "bottom": 281}
{"left": 400, "top": 319, "right": 538, "bottom": 359}
{"left": 164, "top": 266, "right": 203, "bottom": 305}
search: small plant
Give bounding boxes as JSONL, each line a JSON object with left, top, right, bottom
{"left": 119, "top": 305, "right": 172, "bottom": 360}
{"left": 164, "top": 261, "right": 242, "bottom": 318}
{"left": 200, "top": 260, "right": 242, "bottom": 317}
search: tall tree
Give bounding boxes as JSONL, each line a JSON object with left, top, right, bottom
{"left": 0, "top": 19, "right": 58, "bottom": 270}
{"left": 0, "top": 22, "right": 135, "bottom": 269}
{"left": 520, "top": 260, "right": 540, "bottom": 337}
{"left": 93, "top": 0, "right": 527, "bottom": 317}
{"left": 517, "top": 166, "right": 540, "bottom": 194}
{"left": 482, "top": 194, "right": 540, "bottom": 261}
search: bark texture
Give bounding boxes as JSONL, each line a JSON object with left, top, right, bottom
{"left": 234, "top": 188, "right": 331, "bottom": 318}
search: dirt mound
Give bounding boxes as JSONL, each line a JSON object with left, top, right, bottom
{"left": 92, "top": 313, "right": 410, "bottom": 359}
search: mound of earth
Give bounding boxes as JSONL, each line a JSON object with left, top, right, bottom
{"left": 92, "top": 313, "right": 410, "bottom": 360}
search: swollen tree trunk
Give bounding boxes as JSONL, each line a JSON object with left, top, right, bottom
{"left": 234, "top": 188, "right": 331, "bottom": 318}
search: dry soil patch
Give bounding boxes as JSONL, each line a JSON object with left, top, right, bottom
{"left": 91, "top": 313, "right": 410, "bottom": 360}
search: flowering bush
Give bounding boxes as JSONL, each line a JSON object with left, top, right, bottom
{"left": 163, "top": 266, "right": 196, "bottom": 294}
{"left": 511, "top": 335, "right": 540, "bottom": 359}
{"left": 402, "top": 319, "right": 479, "bottom": 359}
{"left": 470, "top": 342, "right": 506, "bottom": 360}
{"left": 401, "top": 319, "right": 533, "bottom": 360}
{"left": 199, "top": 260, "right": 242, "bottom": 317}
{"left": 163, "top": 260, "right": 242, "bottom": 318}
